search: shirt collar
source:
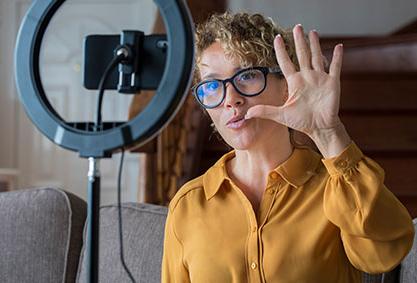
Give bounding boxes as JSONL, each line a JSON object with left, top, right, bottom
{"left": 202, "top": 146, "right": 322, "bottom": 200}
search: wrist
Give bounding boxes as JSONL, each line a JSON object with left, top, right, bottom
{"left": 309, "top": 123, "right": 352, "bottom": 159}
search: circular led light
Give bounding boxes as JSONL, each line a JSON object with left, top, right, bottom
{"left": 15, "top": 0, "right": 195, "bottom": 158}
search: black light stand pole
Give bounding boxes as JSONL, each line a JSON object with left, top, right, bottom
{"left": 87, "top": 157, "right": 100, "bottom": 283}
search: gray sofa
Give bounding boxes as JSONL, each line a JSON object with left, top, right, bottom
{"left": 0, "top": 187, "right": 415, "bottom": 283}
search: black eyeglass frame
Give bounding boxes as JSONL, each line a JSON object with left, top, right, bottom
{"left": 192, "top": 66, "right": 283, "bottom": 109}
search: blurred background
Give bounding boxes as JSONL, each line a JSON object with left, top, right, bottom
{"left": 0, "top": 0, "right": 416, "bottom": 216}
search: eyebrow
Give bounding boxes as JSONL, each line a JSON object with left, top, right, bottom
{"left": 200, "top": 66, "right": 243, "bottom": 80}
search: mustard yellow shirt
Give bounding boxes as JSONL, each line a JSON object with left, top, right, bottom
{"left": 161, "top": 141, "right": 414, "bottom": 283}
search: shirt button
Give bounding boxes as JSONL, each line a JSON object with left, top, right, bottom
{"left": 338, "top": 160, "right": 348, "bottom": 168}
{"left": 252, "top": 226, "right": 257, "bottom": 232}
{"left": 250, "top": 262, "right": 257, "bottom": 269}
{"left": 269, "top": 188, "right": 276, "bottom": 195}
{"left": 270, "top": 172, "right": 279, "bottom": 179}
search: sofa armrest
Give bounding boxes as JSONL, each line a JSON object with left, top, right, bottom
{"left": 0, "top": 187, "right": 87, "bottom": 283}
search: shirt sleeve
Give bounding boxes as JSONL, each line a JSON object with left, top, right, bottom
{"left": 321, "top": 140, "right": 415, "bottom": 274}
{"left": 161, "top": 205, "right": 191, "bottom": 283}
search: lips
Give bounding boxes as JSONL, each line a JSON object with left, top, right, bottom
{"left": 226, "top": 116, "right": 246, "bottom": 129}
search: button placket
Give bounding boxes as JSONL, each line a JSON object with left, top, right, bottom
{"left": 228, "top": 176, "right": 264, "bottom": 282}
{"left": 230, "top": 183, "right": 262, "bottom": 282}
{"left": 256, "top": 181, "right": 281, "bottom": 283}
{"left": 258, "top": 173, "right": 281, "bottom": 225}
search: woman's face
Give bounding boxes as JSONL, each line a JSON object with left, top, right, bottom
{"left": 198, "top": 41, "right": 289, "bottom": 150}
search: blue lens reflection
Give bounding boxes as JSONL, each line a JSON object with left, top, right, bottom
{"left": 197, "top": 87, "right": 205, "bottom": 99}
{"left": 206, "top": 81, "right": 220, "bottom": 91}
{"left": 197, "top": 80, "right": 220, "bottom": 100}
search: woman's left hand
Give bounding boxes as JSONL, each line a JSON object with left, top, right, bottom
{"left": 245, "top": 24, "right": 344, "bottom": 138}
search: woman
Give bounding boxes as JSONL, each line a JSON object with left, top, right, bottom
{"left": 161, "top": 12, "right": 414, "bottom": 283}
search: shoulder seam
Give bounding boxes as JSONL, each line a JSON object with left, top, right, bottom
{"left": 169, "top": 185, "right": 204, "bottom": 212}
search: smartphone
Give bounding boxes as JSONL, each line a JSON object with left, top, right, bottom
{"left": 83, "top": 34, "right": 167, "bottom": 93}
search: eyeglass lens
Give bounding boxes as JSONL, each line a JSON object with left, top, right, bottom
{"left": 196, "top": 68, "right": 266, "bottom": 108}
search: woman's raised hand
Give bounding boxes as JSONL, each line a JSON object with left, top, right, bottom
{"left": 245, "top": 24, "right": 344, "bottom": 138}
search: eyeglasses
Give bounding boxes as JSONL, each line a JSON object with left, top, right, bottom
{"left": 192, "top": 66, "right": 283, "bottom": 109}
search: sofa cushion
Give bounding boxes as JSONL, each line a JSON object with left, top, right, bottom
{"left": 399, "top": 218, "right": 417, "bottom": 283}
{"left": 76, "top": 202, "right": 168, "bottom": 283}
{"left": 0, "top": 187, "right": 87, "bottom": 283}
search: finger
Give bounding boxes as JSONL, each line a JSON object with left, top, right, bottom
{"left": 308, "top": 30, "right": 325, "bottom": 71}
{"left": 244, "top": 104, "right": 285, "bottom": 124}
{"left": 329, "top": 44, "right": 343, "bottom": 77}
{"left": 274, "top": 34, "right": 296, "bottom": 77}
{"left": 293, "top": 24, "right": 312, "bottom": 70}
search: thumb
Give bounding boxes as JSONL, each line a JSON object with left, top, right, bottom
{"left": 245, "top": 105, "right": 285, "bottom": 123}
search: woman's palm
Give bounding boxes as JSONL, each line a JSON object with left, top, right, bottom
{"left": 245, "top": 25, "right": 344, "bottom": 137}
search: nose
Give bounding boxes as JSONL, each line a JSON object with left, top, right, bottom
{"left": 224, "top": 82, "right": 244, "bottom": 109}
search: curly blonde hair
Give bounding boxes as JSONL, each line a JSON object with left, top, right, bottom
{"left": 194, "top": 11, "right": 318, "bottom": 152}
{"left": 194, "top": 12, "right": 300, "bottom": 83}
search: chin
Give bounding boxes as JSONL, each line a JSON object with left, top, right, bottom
{"left": 222, "top": 130, "right": 257, "bottom": 150}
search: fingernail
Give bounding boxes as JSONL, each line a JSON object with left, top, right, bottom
{"left": 296, "top": 23, "right": 303, "bottom": 29}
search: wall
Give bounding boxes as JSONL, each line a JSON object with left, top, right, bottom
{"left": 230, "top": 0, "right": 417, "bottom": 35}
